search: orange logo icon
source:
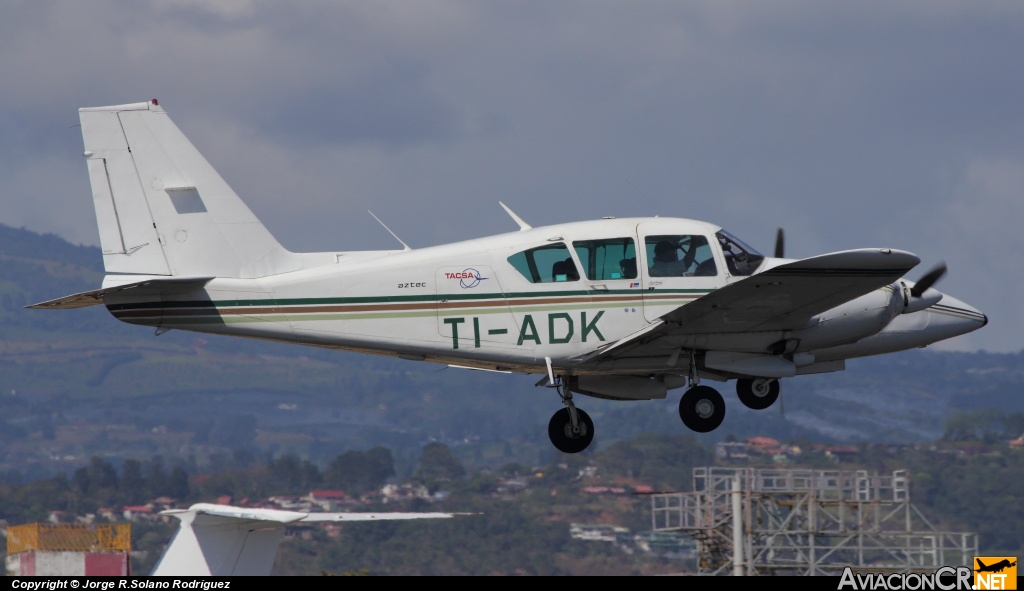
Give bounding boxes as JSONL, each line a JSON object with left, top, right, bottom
{"left": 974, "top": 557, "right": 1017, "bottom": 590}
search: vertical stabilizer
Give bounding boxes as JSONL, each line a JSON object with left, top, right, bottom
{"left": 79, "top": 100, "right": 300, "bottom": 278}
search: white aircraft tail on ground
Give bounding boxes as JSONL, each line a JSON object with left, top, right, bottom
{"left": 33, "top": 100, "right": 988, "bottom": 454}
{"left": 152, "top": 503, "right": 468, "bottom": 576}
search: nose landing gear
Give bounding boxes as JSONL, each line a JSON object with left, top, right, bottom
{"left": 548, "top": 406, "right": 595, "bottom": 454}
{"left": 545, "top": 376, "right": 595, "bottom": 454}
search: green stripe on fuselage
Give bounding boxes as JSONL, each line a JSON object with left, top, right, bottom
{"left": 106, "top": 288, "right": 710, "bottom": 312}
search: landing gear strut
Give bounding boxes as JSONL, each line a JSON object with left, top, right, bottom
{"left": 736, "top": 378, "right": 780, "bottom": 410}
{"left": 545, "top": 377, "right": 594, "bottom": 453}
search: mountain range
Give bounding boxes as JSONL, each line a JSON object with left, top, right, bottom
{"left": 1, "top": 224, "right": 1021, "bottom": 480}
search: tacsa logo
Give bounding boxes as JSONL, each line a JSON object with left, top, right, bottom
{"left": 444, "top": 268, "right": 488, "bottom": 289}
{"left": 974, "top": 557, "right": 1017, "bottom": 590}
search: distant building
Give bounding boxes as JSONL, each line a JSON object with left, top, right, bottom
{"left": 715, "top": 441, "right": 751, "bottom": 460}
{"left": 746, "top": 436, "right": 780, "bottom": 448}
{"left": 6, "top": 523, "right": 130, "bottom": 576}
{"left": 306, "top": 490, "right": 347, "bottom": 511}
{"left": 570, "top": 523, "right": 629, "bottom": 543}
{"left": 581, "top": 486, "right": 626, "bottom": 495}
{"left": 121, "top": 506, "right": 153, "bottom": 522}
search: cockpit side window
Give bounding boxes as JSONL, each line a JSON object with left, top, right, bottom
{"left": 572, "top": 238, "right": 637, "bottom": 281}
{"left": 645, "top": 235, "right": 718, "bottom": 277}
{"left": 507, "top": 243, "right": 580, "bottom": 283}
{"left": 715, "top": 230, "right": 765, "bottom": 276}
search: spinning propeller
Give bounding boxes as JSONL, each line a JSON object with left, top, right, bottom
{"left": 772, "top": 226, "right": 946, "bottom": 313}
{"left": 902, "top": 261, "right": 947, "bottom": 313}
{"left": 910, "top": 262, "right": 947, "bottom": 298}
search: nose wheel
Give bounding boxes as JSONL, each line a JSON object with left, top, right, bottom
{"left": 736, "top": 378, "right": 780, "bottom": 410}
{"left": 544, "top": 376, "right": 595, "bottom": 453}
{"left": 679, "top": 385, "right": 726, "bottom": 433}
{"left": 548, "top": 407, "right": 595, "bottom": 454}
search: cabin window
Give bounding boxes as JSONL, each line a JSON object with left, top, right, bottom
{"left": 715, "top": 230, "right": 764, "bottom": 276}
{"left": 572, "top": 238, "right": 637, "bottom": 280}
{"left": 645, "top": 235, "right": 718, "bottom": 277}
{"left": 507, "top": 243, "right": 579, "bottom": 283}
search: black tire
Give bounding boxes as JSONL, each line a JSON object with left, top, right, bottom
{"left": 678, "top": 385, "right": 726, "bottom": 433}
{"left": 736, "top": 378, "right": 780, "bottom": 410}
{"left": 548, "top": 407, "right": 595, "bottom": 454}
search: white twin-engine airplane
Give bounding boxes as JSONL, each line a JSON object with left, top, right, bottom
{"left": 33, "top": 100, "right": 987, "bottom": 453}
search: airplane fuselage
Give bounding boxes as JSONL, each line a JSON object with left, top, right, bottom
{"left": 101, "top": 217, "right": 984, "bottom": 383}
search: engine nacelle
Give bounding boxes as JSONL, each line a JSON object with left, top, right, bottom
{"left": 788, "top": 284, "right": 904, "bottom": 352}
{"left": 569, "top": 375, "right": 676, "bottom": 400}
{"left": 899, "top": 281, "right": 944, "bottom": 314}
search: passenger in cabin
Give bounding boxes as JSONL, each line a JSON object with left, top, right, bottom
{"left": 619, "top": 257, "right": 637, "bottom": 278}
{"left": 552, "top": 258, "right": 579, "bottom": 282}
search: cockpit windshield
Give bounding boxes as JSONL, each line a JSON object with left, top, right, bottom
{"left": 715, "top": 230, "right": 765, "bottom": 276}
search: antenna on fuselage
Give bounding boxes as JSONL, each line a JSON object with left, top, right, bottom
{"left": 368, "top": 211, "right": 412, "bottom": 251}
{"left": 499, "top": 202, "right": 532, "bottom": 231}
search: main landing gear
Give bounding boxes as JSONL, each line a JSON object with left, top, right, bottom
{"left": 735, "top": 378, "right": 780, "bottom": 410}
{"left": 678, "top": 385, "right": 726, "bottom": 433}
{"left": 545, "top": 377, "right": 594, "bottom": 454}
{"left": 676, "top": 377, "right": 782, "bottom": 433}
{"left": 677, "top": 352, "right": 727, "bottom": 434}
{"left": 542, "top": 373, "right": 783, "bottom": 450}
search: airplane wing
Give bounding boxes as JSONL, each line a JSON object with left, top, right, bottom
{"left": 660, "top": 249, "right": 919, "bottom": 334}
{"left": 152, "top": 503, "right": 473, "bottom": 576}
{"left": 26, "top": 276, "right": 214, "bottom": 309}
{"left": 576, "top": 249, "right": 919, "bottom": 364}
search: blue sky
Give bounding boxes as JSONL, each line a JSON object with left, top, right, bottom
{"left": 1, "top": 1, "right": 1020, "bottom": 352}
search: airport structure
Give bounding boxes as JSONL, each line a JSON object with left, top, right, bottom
{"left": 651, "top": 467, "right": 977, "bottom": 575}
{"left": 5, "top": 523, "right": 131, "bottom": 576}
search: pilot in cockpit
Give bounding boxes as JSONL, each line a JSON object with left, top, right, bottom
{"left": 650, "top": 240, "right": 691, "bottom": 276}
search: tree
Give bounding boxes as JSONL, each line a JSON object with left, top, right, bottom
{"left": 167, "top": 467, "right": 190, "bottom": 500}
{"left": 121, "top": 459, "right": 146, "bottom": 505}
{"left": 942, "top": 409, "right": 1004, "bottom": 442}
{"left": 145, "top": 455, "right": 168, "bottom": 500}
{"left": 414, "top": 442, "right": 465, "bottom": 484}
{"left": 72, "top": 457, "right": 118, "bottom": 497}
{"left": 323, "top": 447, "right": 395, "bottom": 494}
{"left": 267, "top": 454, "right": 322, "bottom": 493}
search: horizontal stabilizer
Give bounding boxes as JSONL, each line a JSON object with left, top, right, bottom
{"left": 153, "top": 503, "right": 474, "bottom": 576}
{"left": 26, "top": 276, "right": 213, "bottom": 309}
